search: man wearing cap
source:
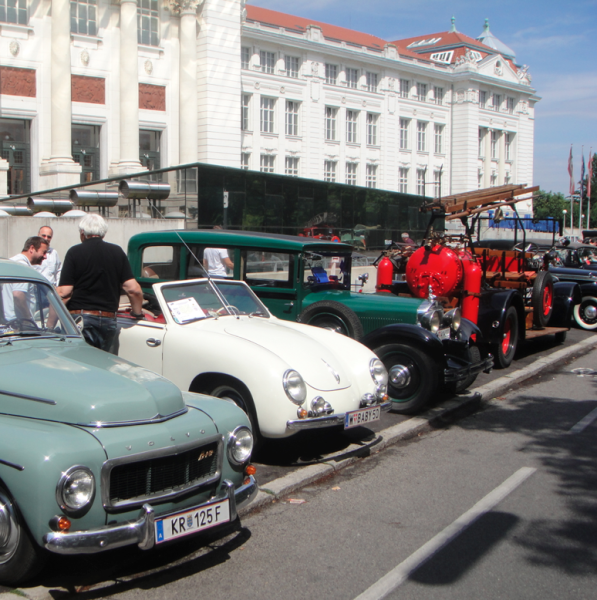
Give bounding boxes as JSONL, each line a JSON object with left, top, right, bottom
{"left": 57, "top": 214, "right": 143, "bottom": 353}
{"left": 36, "top": 225, "right": 61, "bottom": 286}
{"left": 401, "top": 232, "right": 415, "bottom": 244}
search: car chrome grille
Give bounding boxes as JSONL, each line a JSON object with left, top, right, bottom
{"left": 102, "top": 436, "right": 223, "bottom": 511}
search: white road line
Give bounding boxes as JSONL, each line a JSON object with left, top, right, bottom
{"left": 354, "top": 466, "right": 536, "bottom": 600}
{"left": 568, "top": 407, "right": 597, "bottom": 434}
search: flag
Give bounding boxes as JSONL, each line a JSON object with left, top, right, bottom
{"left": 568, "top": 146, "right": 574, "bottom": 196}
{"left": 588, "top": 150, "right": 593, "bottom": 199}
{"left": 581, "top": 152, "right": 585, "bottom": 198}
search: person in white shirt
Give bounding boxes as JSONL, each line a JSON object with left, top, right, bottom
{"left": 35, "top": 226, "right": 61, "bottom": 286}
{"left": 203, "top": 247, "right": 233, "bottom": 277}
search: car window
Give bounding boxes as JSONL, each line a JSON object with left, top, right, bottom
{"left": 303, "top": 252, "right": 351, "bottom": 288}
{"left": 186, "top": 245, "right": 235, "bottom": 279}
{"left": 242, "top": 251, "right": 293, "bottom": 288}
{"left": 141, "top": 245, "right": 181, "bottom": 280}
{"left": 578, "top": 247, "right": 597, "bottom": 264}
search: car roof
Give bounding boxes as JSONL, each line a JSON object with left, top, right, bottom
{"left": 0, "top": 258, "right": 48, "bottom": 281}
{"left": 129, "top": 229, "right": 355, "bottom": 253}
{"left": 554, "top": 242, "right": 594, "bottom": 250}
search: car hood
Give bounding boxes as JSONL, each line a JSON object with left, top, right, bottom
{"left": 221, "top": 318, "right": 352, "bottom": 391}
{"left": 0, "top": 340, "right": 185, "bottom": 425}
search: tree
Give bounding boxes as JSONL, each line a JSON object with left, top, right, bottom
{"left": 533, "top": 189, "right": 569, "bottom": 226}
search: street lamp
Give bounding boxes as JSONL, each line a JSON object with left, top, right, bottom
{"left": 562, "top": 209, "right": 567, "bottom": 237}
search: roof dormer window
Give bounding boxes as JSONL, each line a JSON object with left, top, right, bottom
{"left": 407, "top": 37, "right": 442, "bottom": 49}
{"left": 429, "top": 51, "right": 454, "bottom": 64}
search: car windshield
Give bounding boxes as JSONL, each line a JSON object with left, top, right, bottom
{"left": 160, "top": 280, "right": 270, "bottom": 324}
{"left": 0, "top": 278, "right": 80, "bottom": 338}
{"left": 303, "top": 251, "right": 352, "bottom": 289}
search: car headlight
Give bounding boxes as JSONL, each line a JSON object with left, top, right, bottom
{"left": 369, "top": 358, "right": 388, "bottom": 387}
{"left": 417, "top": 300, "right": 443, "bottom": 334}
{"left": 56, "top": 466, "right": 95, "bottom": 513}
{"left": 443, "top": 308, "right": 462, "bottom": 332}
{"left": 228, "top": 426, "right": 253, "bottom": 465}
{"left": 283, "top": 369, "right": 307, "bottom": 405}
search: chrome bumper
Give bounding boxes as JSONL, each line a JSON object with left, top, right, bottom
{"left": 444, "top": 355, "right": 494, "bottom": 383}
{"left": 286, "top": 401, "right": 391, "bottom": 431}
{"left": 44, "top": 476, "right": 257, "bottom": 555}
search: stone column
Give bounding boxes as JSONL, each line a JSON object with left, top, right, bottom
{"left": 484, "top": 128, "right": 492, "bottom": 188}
{"left": 39, "top": 0, "right": 81, "bottom": 187}
{"left": 498, "top": 130, "right": 506, "bottom": 185}
{"left": 118, "top": 0, "right": 143, "bottom": 172}
{"left": 172, "top": 1, "right": 200, "bottom": 164}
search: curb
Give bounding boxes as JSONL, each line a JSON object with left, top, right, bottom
{"left": 15, "top": 335, "right": 597, "bottom": 600}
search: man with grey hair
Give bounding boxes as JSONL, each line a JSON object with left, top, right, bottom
{"left": 57, "top": 214, "right": 143, "bottom": 352}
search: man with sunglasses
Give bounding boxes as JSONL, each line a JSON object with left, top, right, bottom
{"left": 36, "top": 225, "right": 62, "bottom": 286}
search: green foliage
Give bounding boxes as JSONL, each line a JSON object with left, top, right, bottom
{"left": 533, "top": 189, "right": 569, "bottom": 225}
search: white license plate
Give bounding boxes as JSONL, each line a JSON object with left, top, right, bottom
{"left": 155, "top": 499, "right": 230, "bottom": 544}
{"left": 344, "top": 406, "right": 381, "bottom": 429}
{"left": 437, "top": 327, "right": 451, "bottom": 340}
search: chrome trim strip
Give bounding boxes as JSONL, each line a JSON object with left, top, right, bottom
{"left": 101, "top": 434, "right": 225, "bottom": 511}
{"left": 43, "top": 477, "right": 256, "bottom": 555}
{"left": 77, "top": 407, "right": 188, "bottom": 428}
{"left": 0, "top": 388, "right": 56, "bottom": 405}
{"left": 0, "top": 459, "right": 25, "bottom": 471}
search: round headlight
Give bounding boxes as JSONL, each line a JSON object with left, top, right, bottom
{"left": 228, "top": 426, "right": 254, "bottom": 465}
{"left": 283, "top": 370, "right": 307, "bottom": 405}
{"left": 446, "top": 308, "right": 462, "bottom": 331}
{"left": 56, "top": 466, "right": 95, "bottom": 512}
{"left": 422, "top": 309, "right": 442, "bottom": 333}
{"left": 369, "top": 358, "right": 389, "bottom": 386}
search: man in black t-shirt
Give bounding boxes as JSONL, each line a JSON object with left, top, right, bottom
{"left": 57, "top": 214, "right": 143, "bottom": 352}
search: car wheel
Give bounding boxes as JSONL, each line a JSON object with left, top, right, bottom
{"left": 573, "top": 296, "right": 597, "bottom": 330}
{"left": 0, "top": 486, "right": 44, "bottom": 586}
{"left": 531, "top": 271, "right": 554, "bottom": 328}
{"left": 298, "top": 301, "right": 364, "bottom": 340}
{"left": 445, "top": 345, "right": 482, "bottom": 394}
{"left": 374, "top": 343, "right": 438, "bottom": 414}
{"left": 492, "top": 306, "right": 519, "bottom": 369}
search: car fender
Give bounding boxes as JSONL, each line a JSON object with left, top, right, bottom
{"left": 549, "top": 281, "right": 581, "bottom": 327}
{"left": 477, "top": 288, "right": 524, "bottom": 346}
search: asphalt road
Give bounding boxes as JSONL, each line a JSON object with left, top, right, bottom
{"left": 16, "top": 344, "right": 597, "bottom": 600}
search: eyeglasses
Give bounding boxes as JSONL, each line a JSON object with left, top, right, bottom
{"left": 40, "top": 234, "right": 52, "bottom": 240}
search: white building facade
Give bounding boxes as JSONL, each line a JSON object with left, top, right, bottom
{"left": 0, "top": 0, "right": 537, "bottom": 209}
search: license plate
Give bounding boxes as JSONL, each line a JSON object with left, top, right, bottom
{"left": 344, "top": 406, "right": 381, "bottom": 429}
{"left": 437, "top": 327, "right": 451, "bottom": 340}
{"left": 155, "top": 499, "right": 230, "bottom": 544}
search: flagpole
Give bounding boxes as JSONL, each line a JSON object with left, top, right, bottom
{"left": 579, "top": 147, "right": 585, "bottom": 237}
{"left": 568, "top": 145, "right": 574, "bottom": 239}
{"left": 588, "top": 148, "right": 593, "bottom": 230}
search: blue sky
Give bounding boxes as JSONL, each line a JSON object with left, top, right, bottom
{"left": 249, "top": 0, "right": 597, "bottom": 195}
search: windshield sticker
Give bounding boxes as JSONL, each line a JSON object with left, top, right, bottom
{"left": 167, "top": 297, "right": 206, "bottom": 323}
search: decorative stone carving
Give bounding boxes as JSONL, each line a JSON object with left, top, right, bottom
{"left": 362, "top": 100, "right": 367, "bottom": 107}
{"left": 241, "top": 0, "right": 247, "bottom": 22}
{"left": 280, "top": 86, "right": 285, "bottom": 94}
{"left": 341, "top": 96, "right": 346, "bottom": 104}
{"left": 139, "top": 83, "right": 166, "bottom": 111}
{"left": 455, "top": 48, "right": 478, "bottom": 67}
{"left": 81, "top": 50, "right": 90, "bottom": 66}
{"left": 72, "top": 75, "right": 105, "bottom": 104}
{"left": 516, "top": 65, "right": 532, "bottom": 85}
{"left": 494, "top": 60, "right": 503, "bottom": 76}
{"left": 9, "top": 41, "right": 19, "bottom": 57}
{"left": 0, "top": 67, "right": 36, "bottom": 97}
{"left": 168, "top": 0, "right": 203, "bottom": 15}
{"left": 145, "top": 60, "right": 153, "bottom": 75}
{"left": 388, "top": 78, "right": 395, "bottom": 91}
{"left": 254, "top": 81, "right": 260, "bottom": 89}
{"left": 311, "top": 62, "right": 319, "bottom": 76}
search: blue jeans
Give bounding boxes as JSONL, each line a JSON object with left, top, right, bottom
{"left": 80, "top": 315, "right": 118, "bottom": 353}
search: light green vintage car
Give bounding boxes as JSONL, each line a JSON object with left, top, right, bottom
{"left": 0, "top": 259, "right": 257, "bottom": 585}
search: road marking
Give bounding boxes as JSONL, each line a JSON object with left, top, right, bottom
{"left": 568, "top": 407, "right": 597, "bottom": 434}
{"left": 354, "top": 466, "right": 536, "bottom": 600}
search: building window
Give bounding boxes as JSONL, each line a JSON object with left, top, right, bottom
{"left": 260, "top": 97, "right": 275, "bottom": 133}
{"left": 434, "top": 86, "right": 443, "bottom": 105}
{"left": 416, "top": 168, "right": 426, "bottom": 195}
{"left": 417, "top": 121, "right": 427, "bottom": 152}
{"left": 325, "top": 106, "right": 338, "bottom": 141}
{"left": 491, "top": 130, "right": 498, "bottom": 159}
{"left": 346, "top": 67, "right": 359, "bottom": 89}
{"left": 399, "top": 167, "right": 408, "bottom": 193}
{"left": 479, "top": 91, "right": 487, "bottom": 109}
{"left": 492, "top": 93, "right": 501, "bottom": 112}
{"left": 324, "top": 160, "right": 336, "bottom": 182}
{"left": 241, "top": 153, "right": 250, "bottom": 170}
{"left": 505, "top": 133, "right": 512, "bottom": 161}
{"left": 434, "top": 124, "right": 444, "bottom": 154}
{"left": 137, "top": 0, "right": 159, "bottom": 46}
{"left": 399, "top": 79, "right": 409, "bottom": 98}
{"left": 399, "top": 118, "right": 410, "bottom": 150}
{"left": 325, "top": 63, "right": 338, "bottom": 85}
{"left": 367, "top": 113, "right": 378, "bottom": 146}
{"left": 285, "top": 101, "right": 299, "bottom": 136}
{"left": 478, "top": 128, "right": 485, "bottom": 158}
{"left": 285, "top": 156, "right": 299, "bottom": 177}
{"left": 260, "top": 50, "right": 276, "bottom": 74}
{"left": 416, "top": 83, "right": 427, "bottom": 102}
{"left": 490, "top": 172, "right": 497, "bottom": 187}
{"left": 285, "top": 55, "right": 300, "bottom": 78}
{"left": 241, "top": 94, "right": 250, "bottom": 131}
{"left": 241, "top": 46, "right": 251, "bottom": 69}
{"left": 71, "top": 0, "right": 97, "bottom": 35}
{"left": 346, "top": 110, "right": 358, "bottom": 143}
{"left": 346, "top": 162, "right": 357, "bottom": 185}
{"left": 260, "top": 155, "right": 275, "bottom": 173}
{"left": 366, "top": 164, "right": 377, "bottom": 188}
{"left": 507, "top": 97, "right": 515, "bottom": 114}
{"left": 0, "top": 0, "right": 27, "bottom": 25}
{"left": 366, "top": 72, "right": 378, "bottom": 92}
{"left": 434, "top": 170, "right": 442, "bottom": 198}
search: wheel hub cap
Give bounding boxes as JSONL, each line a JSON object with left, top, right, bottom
{"left": 584, "top": 305, "right": 597, "bottom": 320}
{"left": 389, "top": 364, "right": 412, "bottom": 388}
{"left": 0, "top": 502, "right": 10, "bottom": 548}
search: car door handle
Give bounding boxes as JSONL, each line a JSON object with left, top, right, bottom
{"left": 146, "top": 338, "right": 161, "bottom": 347}
{"left": 284, "top": 302, "right": 294, "bottom": 307}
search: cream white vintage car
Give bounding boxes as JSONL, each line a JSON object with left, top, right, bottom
{"left": 116, "top": 279, "right": 390, "bottom": 442}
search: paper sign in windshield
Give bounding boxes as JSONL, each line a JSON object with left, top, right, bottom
{"left": 167, "top": 297, "right": 206, "bottom": 323}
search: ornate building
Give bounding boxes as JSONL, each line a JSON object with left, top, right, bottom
{"left": 0, "top": 0, "right": 537, "bottom": 209}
